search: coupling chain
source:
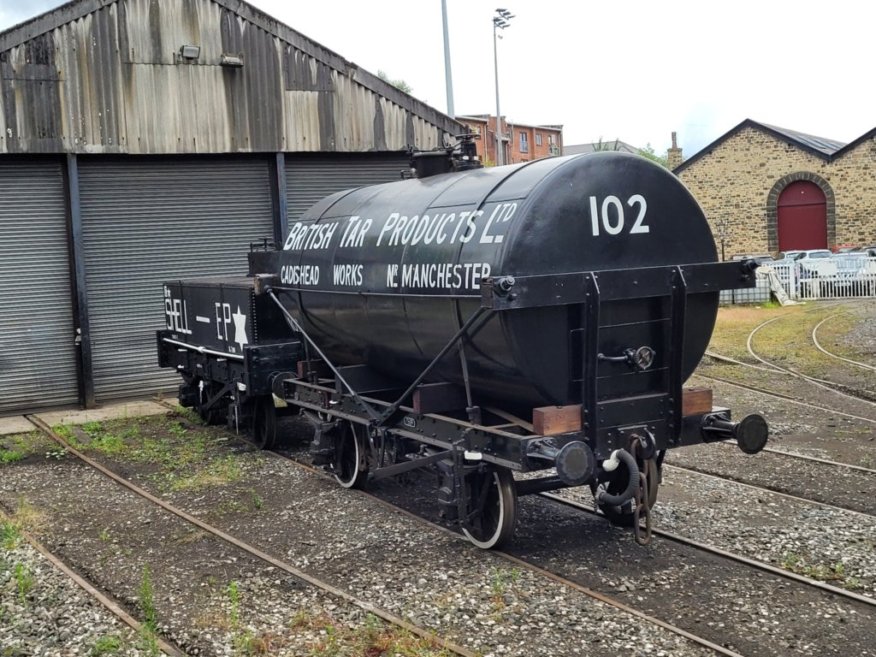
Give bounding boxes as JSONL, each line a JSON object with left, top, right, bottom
{"left": 630, "top": 437, "right": 654, "bottom": 546}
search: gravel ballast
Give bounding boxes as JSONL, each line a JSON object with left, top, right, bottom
{"left": 0, "top": 527, "right": 162, "bottom": 656}
{"left": 0, "top": 430, "right": 715, "bottom": 657}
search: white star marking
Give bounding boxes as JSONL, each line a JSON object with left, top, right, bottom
{"left": 232, "top": 306, "right": 249, "bottom": 351}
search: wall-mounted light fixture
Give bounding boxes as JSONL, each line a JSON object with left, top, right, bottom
{"left": 179, "top": 44, "right": 201, "bottom": 60}
{"left": 220, "top": 53, "right": 244, "bottom": 68}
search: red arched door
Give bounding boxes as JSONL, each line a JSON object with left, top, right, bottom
{"left": 777, "top": 181, "right": 827, "bottom": 251}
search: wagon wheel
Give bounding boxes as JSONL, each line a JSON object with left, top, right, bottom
{"left": 461, "top": 466, "right": 517, "bottom": 549}
{"left": 196, "top": 381, "right": 226, "bottom": 425}
{"left": 332, "top": 421, "right": 369, "bottom": 489}
{"left": 590, "top": 458, "right": 659, "bottom": 527}
{"left": 251, "top": 397, "right": 278, "bottom": 450}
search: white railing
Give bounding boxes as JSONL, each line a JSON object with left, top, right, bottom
{"left": 748, "top": 258, "right": 876, "bottom": 302}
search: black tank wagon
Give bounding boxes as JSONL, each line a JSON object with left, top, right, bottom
{"left": 157, "top": 139, "right": 768, "bottom": 548}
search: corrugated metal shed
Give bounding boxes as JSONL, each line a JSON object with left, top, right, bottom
{"left": 0, "top": 0, "right": 461, "bottom": 155}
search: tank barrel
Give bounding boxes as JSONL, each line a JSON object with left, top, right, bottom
{"left": 702, "top": 413, "right": 769, "bottom": 454}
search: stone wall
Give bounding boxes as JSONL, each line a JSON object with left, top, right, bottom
{"left": 676, "top": 126, "right": 876, "bottom": 257}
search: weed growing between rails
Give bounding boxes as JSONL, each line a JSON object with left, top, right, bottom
{"left": 138, "top": 566, "right": 160, "bottom": 656}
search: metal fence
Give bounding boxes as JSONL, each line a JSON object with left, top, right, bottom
{"left": 719, "top": 257, "right": 876, "bottom": 304}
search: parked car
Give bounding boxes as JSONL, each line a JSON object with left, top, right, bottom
{"left": 832, "top": 252, "right": 876, "bottom": 296}
{"left": 729, "top": 253, "right": 775, "bottom": 265}
{"left": 785, "top": 249, "right": 836, "bottom": 275}
{"left": 771, "top": 250, "right": 836, "bottom": 297}
{"left": 832, "top": 252, "right": 868, "bottom": 274}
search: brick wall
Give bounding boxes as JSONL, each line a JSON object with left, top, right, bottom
{"left": 459, "top": 116, "right": 562, "bottom": 166}
{"left": 677, "top": 126, "right": 876, "bottom": 257}
{"left": 459, "top": 117, "right": 491, "bottom": 162}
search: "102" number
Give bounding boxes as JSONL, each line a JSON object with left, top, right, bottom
{"left": 588, "top": 194, "right": 649, "bottom": 236}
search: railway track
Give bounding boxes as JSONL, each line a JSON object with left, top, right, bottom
{"left": 265, "top": 441, "right": 876, "bottom": 657}
{"left": 58, "top": 398, "right": 874, "bottom": 657}
{"left": 538, "top": 492, "right": 875, "bottom": 606}
{"left": 0, "top": 505, "right": 186, "bottom": 657}
{"left": 812, "top": 313, "right": 876, "bottom": 372}
{"left": 71, "top": 400, "right": 862, "bottom": 657}
{"left": 696, "top": 369, "right": 876, "bottom": 426}
{"left": 665, "top": 460, "right": 874, "bottom": 520}
{"left": 700, "top": 342, "right": 876, "bottom": 476}
{"left": 665, "top": 446, "right": 876, "bottom": 518}
{"left": 251, "top": 418, "right": 876, "bottom": 643}
{"left": 746, "top": 316, "right": 876, "bottom": 405}
{"left": 23, "top": 414, "right": 480, "bottom": 657}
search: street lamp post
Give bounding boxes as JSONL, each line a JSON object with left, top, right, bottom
{"left": 441, "top": 0, "right": 455, "bottom": 117}
{"left": 493, "top": 8, "right": 513, "bottom": 166}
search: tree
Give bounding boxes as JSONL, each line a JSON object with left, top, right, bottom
{"left": 377, "top": 70, "right": 413, "bottom": 95}
{"left": 637, "top": 143, "right": 669, "bottom": 168}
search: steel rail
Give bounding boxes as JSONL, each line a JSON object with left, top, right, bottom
{"left": 663, "top": 462, "right": 875, "bottom": 520}
{"left": 686, "top": 371, "right": 876, "bottom": 472}
{"left": 704, "top": 349, "right": 777, "bottom": 373}
{"left": 539, "top": 493, "right": 876, "bottom": 608}
{"left": 811, "top": 314, "right": 876, "bottom": 372}
{"left": 704, "top": 439, "right": 876, "bottom": 476}
{"left": 695, "top": 372, "right": 876, "bottom": 426}
{"left": 24, "top": 414, "right": 479, "bottom": 657}
{"left": 0, "top": 505, "right": 187, "bottom": 657}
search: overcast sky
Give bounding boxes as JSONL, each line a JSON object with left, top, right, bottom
{"left": 1, "top": 0, "right": 872, "bottom": 156}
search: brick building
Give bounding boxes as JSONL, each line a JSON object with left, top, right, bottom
{"left": 457, "top": 115, "right": 562, "bottom": 165}
{"left": 675, "top": 119, "right": 876, "bottom": 258}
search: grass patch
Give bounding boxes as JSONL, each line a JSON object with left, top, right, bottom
{"left": 1, "top": 521, "right": 21, "bottom": 549}
{"left": 52, "top": 423, "right": 82, "bottom": 448}
{"left": 0, "top": 449, "right": 25, "bottom": 464}
{"left": 708, "top": 305, "right": 804, "bottom": 361}
{"left": 90, "top": 634, "right": 125, "bottom": 656}
{"left": 138, "top": 565, "right": 160, "bottom": 656}
{"left": 782, "top": 553, "right": 862, "bottom": 589}
{"left": 78, "top": 421, "right": 137, "bottom": 456}
{"left": 0, "top": 431, "right": 48, "bottom": 463}
{"left": 170, "top": 405, "right": 205, "bottom": 427}
{"left": 169, "top": 455, "right": 242, "bottom": 492}
{"left": 15, "top": 562, "right": 35, "bottom": 602}
{"left": 6, "top": 498, "right": 47, "bottom": 537}
{"left": 0, "top": 499, "right": 46, "bottom": 549}
{"left": 292, "top": 611, "right": 453, "bottom": 657}
{"left": 489, "top": 566, "right": 521, "bottom": 611}
{"left": 59, "top": 414, "right": 242, "bottom": 493}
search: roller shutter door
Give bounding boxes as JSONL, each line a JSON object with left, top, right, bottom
{"left": 79, "top": 157, "right": 274, "bottom": 402}
{"left": 0, "top": 160, "right": 79, "bottom": 414}
{"left": 285, "top": 153, "right": 410, "bottom": 222}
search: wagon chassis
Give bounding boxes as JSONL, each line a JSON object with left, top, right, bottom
{"left": 159, "top": 258, "right": 766, "bottom": 547}
{"left": 220, "top": 258, "right": 768, "bottom": 548}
